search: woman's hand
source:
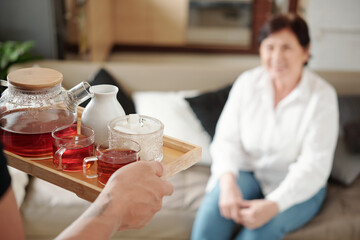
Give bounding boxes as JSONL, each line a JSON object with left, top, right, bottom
{"left": 239, "top": 199, "right": 279, "bottom": 229}
{"left": 219, "top": 172, "right": 244, "bottom": 223}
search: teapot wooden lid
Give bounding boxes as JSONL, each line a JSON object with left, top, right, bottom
{"left": 7, "top": 68, "right": 63, "bottom": 89}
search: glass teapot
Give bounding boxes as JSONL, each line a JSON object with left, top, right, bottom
{"left": 0, "top": 67, "right": 92, "bottom": 159}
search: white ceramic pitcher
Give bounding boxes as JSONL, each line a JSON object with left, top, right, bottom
{"left": 81, "top": 84, "right": 125, "bottom": 144}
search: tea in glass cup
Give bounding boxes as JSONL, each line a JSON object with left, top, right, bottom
{"left": 83, "top": 139, "right": 140, "bottom": 185}
{"left": 52, "top": 124, "right": 95, "bottom": 172}
{"left": 108, "top": 114, "right": 164, "bottom": 162}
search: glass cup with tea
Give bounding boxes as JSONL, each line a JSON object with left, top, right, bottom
{"left": 83, "top": 139, "right": 140, "bottom": 185}
{"left": 52, "top": 124, "right": 95, "bottom": 172}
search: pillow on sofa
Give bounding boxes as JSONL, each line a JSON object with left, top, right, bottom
{"left": 132, "top": 91, "right": 212, "bottom": 165}
{"left": 80, "top": 68, "right": 136, "bottom": 114}
{"left": 185, "top": 84, "right": 232, "bottom": 139}
{"left": 330, "top": 136, "right": 360, "bottom": 185}
{"left": 338, "top": 95, "right": 360, "bottom": 133}
{"left": 330, "top": 95, "right": 360, "bottom": 185}
{"left": 343, "top": 120, "right": 360, "bottom": 153}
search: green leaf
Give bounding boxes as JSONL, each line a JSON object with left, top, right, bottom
{"left": 0, "top": 40, "right": 39, "bottom": 79}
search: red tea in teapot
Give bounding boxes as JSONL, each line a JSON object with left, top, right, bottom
{"left": 0, "top": 108, "right": 76, "bottom": 158}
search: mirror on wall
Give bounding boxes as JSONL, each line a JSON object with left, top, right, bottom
{"left": 187, "top": 0, "right": 253, "bottom": 48}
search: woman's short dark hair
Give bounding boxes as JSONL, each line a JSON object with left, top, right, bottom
{"left": 258, "top": 14, "right": 310, "bottom": 49}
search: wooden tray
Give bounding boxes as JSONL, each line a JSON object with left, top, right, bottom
{"left": 5, "top": 106, "right": 201, "bottom": 202}
{"left": 5, "top": 135, "right": 201, "bottom": 202}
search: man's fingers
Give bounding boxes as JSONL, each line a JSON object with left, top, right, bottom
{"left": 146, "top": 161, "right": 173, "bottom": 196}
{"left": 161, "top": 179, "right": 174, "bottom": 196}
{"left": 148, "top": 161, "right": 165, "bottom": 177}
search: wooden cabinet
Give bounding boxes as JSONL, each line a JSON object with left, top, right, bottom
{"left": 65, "top": 0, "right": 278, "bottom": 61}
{"left": 68, "top": 0, "right": 188, "bottom": 61}
{"left": 86, "top": 0, "right": 114, "bottom": 62}
{"left": 114, "top": 0, "right": 188, "bottom": 46}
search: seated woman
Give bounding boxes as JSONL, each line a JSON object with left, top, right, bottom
{"left": 191, "top": 13, "right": 339, "bottom": 240}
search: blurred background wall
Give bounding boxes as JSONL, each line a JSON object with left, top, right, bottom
{"left": 0, "top": 0, "right": 359, "bottom": 71}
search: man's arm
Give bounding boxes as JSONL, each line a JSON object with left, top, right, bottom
{"left": 55, "top": 161, "right": 174, "bottom": 240}
{"left": 0, "top": 187, "right": 25, "bottom": 240}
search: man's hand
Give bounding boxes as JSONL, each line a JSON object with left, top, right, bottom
{"left": 219, "top": 173, "right": 244, "bottom": 223}
{"left": 239, "top": 199, "right": 279, "bottom": 229}
{"left": 104, "top": 161, "right": 174, "bottom": 231}
{"left": 56, "top": 161, "right": 173, "bottom": 240}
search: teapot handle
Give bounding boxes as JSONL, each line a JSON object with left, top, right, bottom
{"left": 0, "top": 80, "right": 7, "bottom": 87}
{"left": 0, "top": 80, "right": 8, "bottom": 97}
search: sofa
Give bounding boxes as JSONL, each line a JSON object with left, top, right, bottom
{"left": 7, "top": 60, "right": 360, "bottom": 240}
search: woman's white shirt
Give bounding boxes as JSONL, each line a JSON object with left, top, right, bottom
{"left": 208, "top": 66, "right": 339, "bottom": 212}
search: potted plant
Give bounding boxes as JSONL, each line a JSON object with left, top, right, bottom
{"left": 0, "top": 41, "right": 40, "bottom": 80}
{"left": 0, "top": 41, "right": 41, "bottom": 94}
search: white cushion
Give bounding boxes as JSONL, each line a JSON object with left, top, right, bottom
{"left": 132, "top": 91, "right": 212, "bottom": 165}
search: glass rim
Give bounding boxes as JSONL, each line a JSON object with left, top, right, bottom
{"left": 96, "top": 139, "right": 141, "bottom": 157}
{"left": 108, "top": 114, "right": 164, "bottom": 136}
{"left": 52, "top": 124, "right": 95, "bottom": 141}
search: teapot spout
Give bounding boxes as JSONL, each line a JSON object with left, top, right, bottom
{"left": 65, "top": 81, "right": 93, "bottom": 112}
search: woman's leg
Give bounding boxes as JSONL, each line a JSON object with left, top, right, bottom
{"left": 191, "top": 181, "right": 235, "bottom": 240}
{"left": 191, "top": 171, "right": 263, "bottom": 240}
{"left": 236, "top": 171, "right": 264, "bottom": 200}
{"left": 235, "top": 187, "right": 327, "bottom": 240}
